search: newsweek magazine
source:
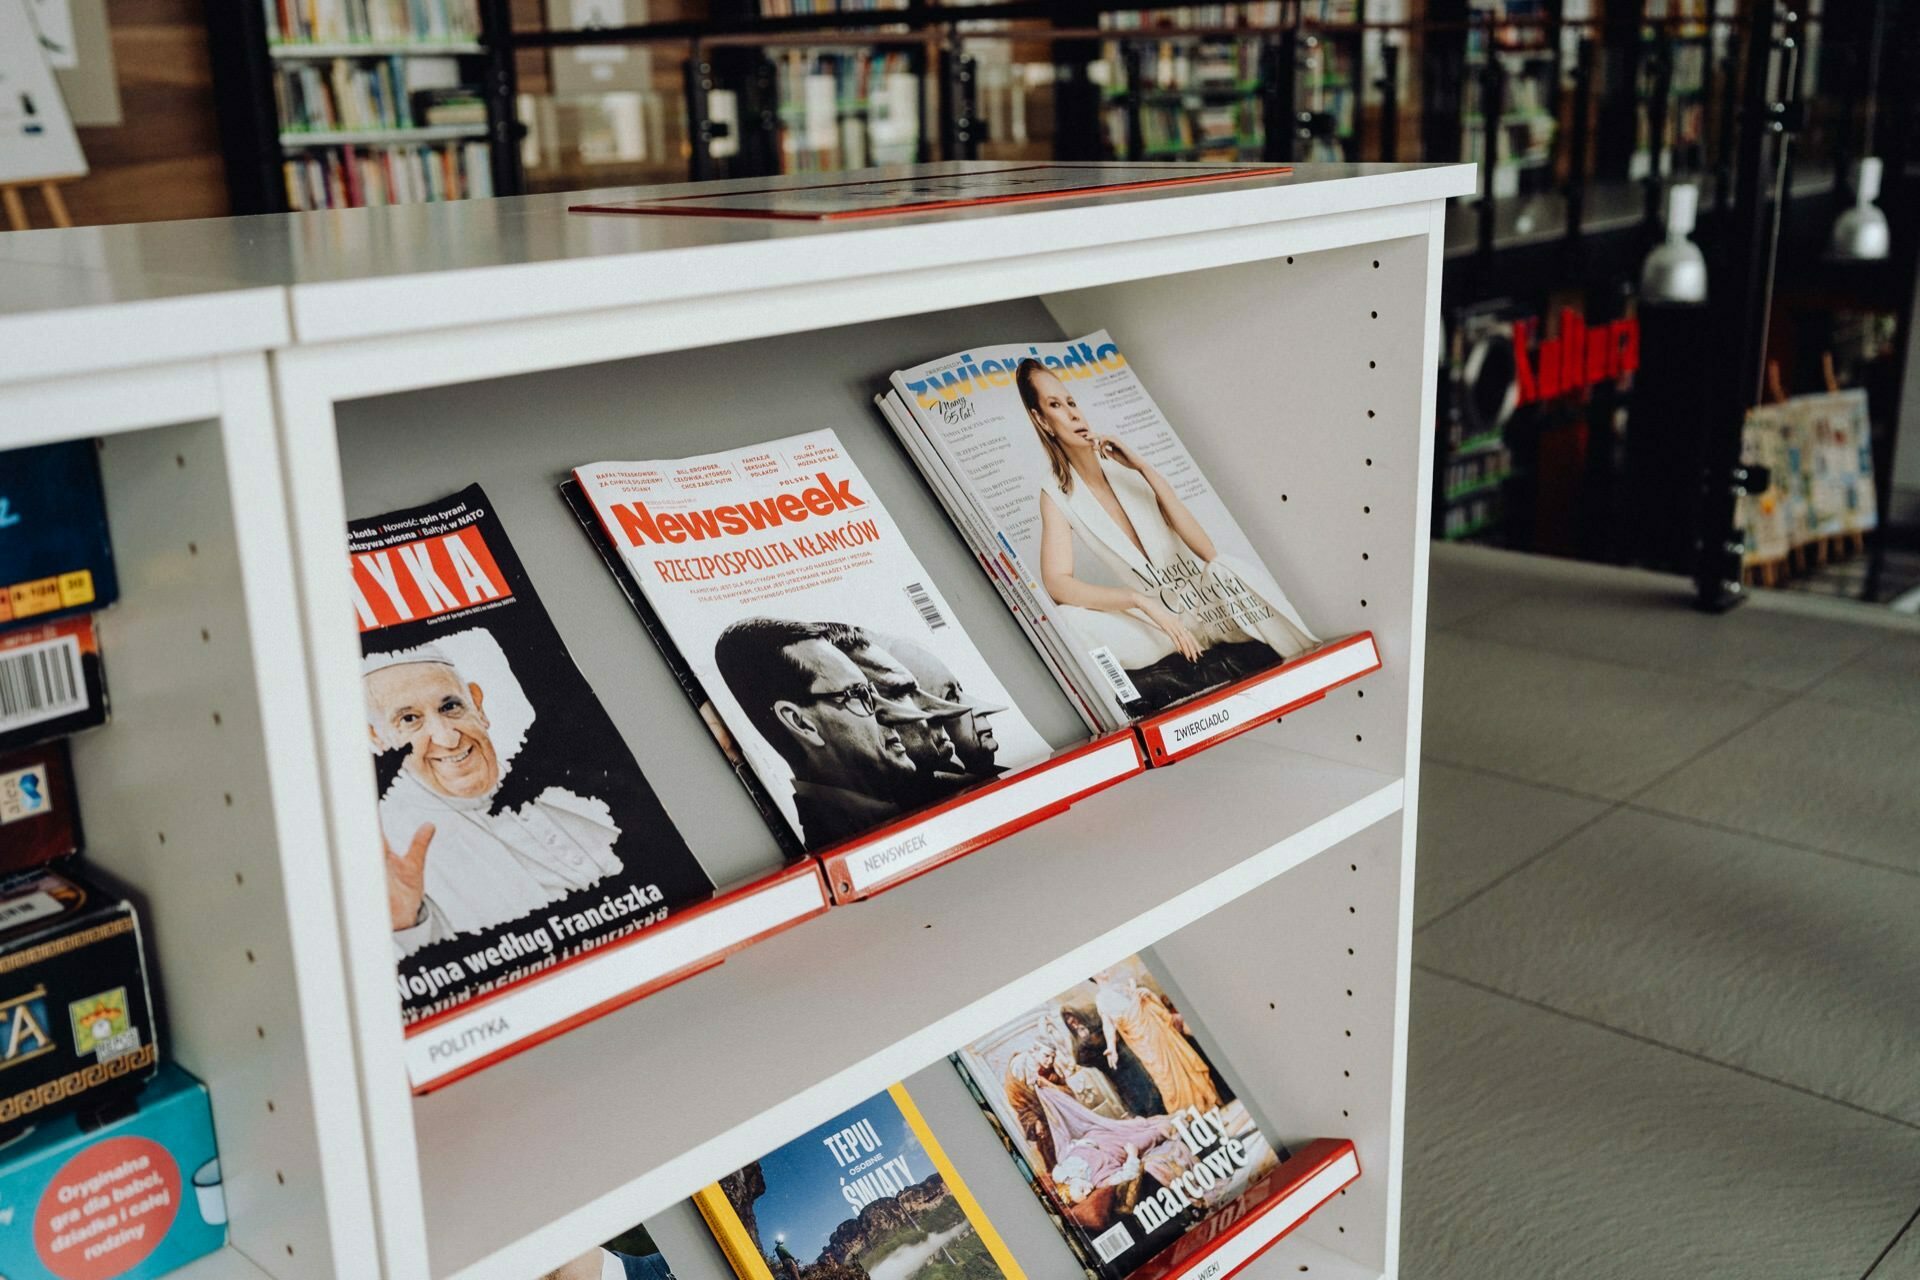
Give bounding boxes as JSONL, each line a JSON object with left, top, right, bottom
{"left": 573, "top": 430, "right": 1051, "bottom": 854}
{"left": 691, "top": 1083, "right": 1022, "bottom": 1280}
{"left": 348, "top": 485, "right": 713, "bottom": 1026}
{"left": 951, "top": 954, "right": 1282, "bottom": 1280}
{"left": 888, "top": 333, "right": 1320, "bottom": 731}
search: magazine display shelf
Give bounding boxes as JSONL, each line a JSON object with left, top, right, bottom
{"left": 0, "top": 158, "right": 1470, "bottom": 1280}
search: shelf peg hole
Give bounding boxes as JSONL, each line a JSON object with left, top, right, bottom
{"left": 187, "top": 542, "right": 198, "bottom": 557}
{"left": 211, "top": 711, "right": 223, "bottom": 727}
{"left": 223, "top": 793, "right": 233, "bottom": 807}
{"left": 1281, "top": 493, "right": 1289, "bottom": 502}
{"left": 1365, "top": 458, "right": 1373, "bottom": 466}
{"left": 1370, "top": 310, "right": 1378, "bottom": 318}
{"left": 1286, "top": 256, "right": 1294, "bottom": 264}
{"left": 1367, "top": 409, "right": 1376, "bottom": 419}
{"left": 1368, "top": 360, "right": 1376, "bottom": 369}
{"left": 1348, "top": 906, "right": 1356, "bottom": 914}
{"left": 1372, "top": 259, "right": 1380, "bottom": 268}
{"left": 266, "top": 1099, "right": 275, "bottom": 1113}
{"left": 275, "top": 1171, "right": 285, "bottom": 1185}
{"left": 1357, "top": 689, "right": 1365, "bottom": 699}
{"left": 1361, "top": 552, "right": 1369, "bottom": 560}
{"left": 234, "top": 871, "right": 244, "bottom": 886}
{"left": 245, "top": 949, "right": 255, "bottom": 964}
{"left": 256, "top": 1026, "right": 265, "bottom": 1039}
{"left": 174, "top": 454, "right": 185, "bottom": 468}
{"left": 1363, "top": 505, "right": 1371, "bottom": 514}
{"left": 200, "top": 628, "right": 210, "bottom": 643}
{"left": 156, "top": 832, "right": 165, "bottom": 846}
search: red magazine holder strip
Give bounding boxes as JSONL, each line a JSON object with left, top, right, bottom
{"left": 404, "top": 860, "right": 830, "bottom": 1092}
{"left": 1135, "top": 633, "right": 1382, "bottom": 767}
{"left": 1129, "top": 1138, "right": 1361, "bottom": 1280}
{"left": 818, "top": 730, "right": 1145, "bottom": 902}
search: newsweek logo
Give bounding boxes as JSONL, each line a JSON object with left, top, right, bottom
{"left": 610, "top": 473, "right": 864, "bottom": 547}
{"left": 350, "top": 525, "right": 511, "bottom": 632}
{"left": 1511, "top": 307, "right": 1639, "bottom": 407}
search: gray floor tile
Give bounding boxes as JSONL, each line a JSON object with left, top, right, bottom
{"left": 1426, "top": 550, "right": 1530, "bottom": 629}
{"left": 1637, "top": 697, "right": 1920, "bottom": 874}
{"left": 1450, "top": 588, "right": 1878, "bottom": 693}
{"left": 1806, "top": 634, "right": 1920, "bottom": 721}
{"left": 1421, "top": 631, "right": 1784, "bottom": 799}
{"left": 1420, "top": 807, "right": 1920, "bottom": 1125}
{"left": 1413, "top": 761, "right": 1608, "bottom": 927}
{"left": 1401, "top": 972, "right": 1920, "bottom": 1280}
{"left": 1868, "top": 1212, "right": 1920, "bottom": 1278}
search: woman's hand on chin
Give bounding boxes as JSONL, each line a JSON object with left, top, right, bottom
{"left": 1134, "top": 593, "right": 1203, "bottom": 662}
{"left": 1097, "top": 434, "right": 1149, "bottom": 472}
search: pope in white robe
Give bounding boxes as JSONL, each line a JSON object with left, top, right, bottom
{"left": 363, "top": 644, "right": 623, "bottom": 957}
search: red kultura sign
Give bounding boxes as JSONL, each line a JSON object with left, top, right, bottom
{"left": 1512, "top": 307, "right": 1640, "bottom": 407}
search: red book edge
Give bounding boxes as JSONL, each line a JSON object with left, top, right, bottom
{"left": 1129, "top": 1137, "right": 1362, "bottom": 1280}
{"left": 568, "top": 166, "right": 1295, "bottom": 222}
{"left": 405, "top": 859, "right": 830, "bottom": 1093}
{"left": 819, "top": 729, "right": 1146, "bottom": 903}
{"left": 1138, "top": 632, "right": 1383, "bottom": 766}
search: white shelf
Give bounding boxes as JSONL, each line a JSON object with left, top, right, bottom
{"left": 278, "top": 125, "right": 487, "bottom": 148}
{"left": 269, "top": 41, "right": 484, "bottom": 58}
{"left": 418, "top": 742, "right": 1403, "bottom": 1280}
{"left": 0, "top": 162, "right": 1469, "bottom": 1280}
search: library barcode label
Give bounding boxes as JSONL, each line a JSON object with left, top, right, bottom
{"left": 905, "top": 581, "right": 947, "bottom": 631}
{"left": 1092, "top": 1222, "right": 1134, "bottom": 1264}
{"left": 0, "top": 635, "right": 84, "bottom": 733}
{"left": 1089, "top": 645, "right": 1141, "bottom": 703}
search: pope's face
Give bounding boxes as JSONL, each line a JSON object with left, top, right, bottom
{"left": 1027, "top": 368, "right": 1094, "bottom": 454}
{"left": 366, "top": 661, "right": 501, "bottom": 800}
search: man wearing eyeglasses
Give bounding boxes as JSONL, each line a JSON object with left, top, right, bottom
{"left": 714, "top": 617, "right": 931, "bottom": 850}
{"left": 821, "top": 623, "right": 975, "bottom": 803}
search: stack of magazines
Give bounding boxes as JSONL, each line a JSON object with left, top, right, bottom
{"left": 878, "top": 331, "right": 1323, "bottom": 733}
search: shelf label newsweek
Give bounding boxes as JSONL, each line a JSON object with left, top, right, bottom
{"left": 347, "top": 486, "right": 713, "bottom": 1031}
{"left": 574, "top": 430, "right": 1052, "bottom": 854}
{"left": 891, "top": 332, "right": 1322, "bottom": 731}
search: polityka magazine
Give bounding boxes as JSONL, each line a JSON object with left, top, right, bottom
{"left": 573, "top": 430, "right": 1051, "bottom": 854}
{"left": 348, "top": 485, "right": 713, "bottom": 1026}
{"left": 693, "top": 1083, "right": 1024, "bottom": 1280}
{"left": 887, "top": 333, "right": 1320, "bottom": 731}
{"left": 952, "top": 955, "right": 1282, "bottom": 1280}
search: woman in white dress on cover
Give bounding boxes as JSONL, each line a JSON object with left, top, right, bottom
{"left": 1019, "top": 360, "right": 1317, "bottom": 706}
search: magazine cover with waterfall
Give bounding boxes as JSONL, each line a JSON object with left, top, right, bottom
{"left": 890, "top": 333, "right": 1321, "bottom": 730}
{"left": 692, "top": 1084, "right": 1024, "bottom": 1280}
{"left": 348, "top": 484, "right": 714, "bottom": 1026}
{"left": 573, "top": 429, "right": 1051, "bottom": 854}
{"left": 950, "top": 955, "right": 1283, "bottom": 1280}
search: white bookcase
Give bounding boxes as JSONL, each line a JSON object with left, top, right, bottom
{"left": 0, "top": 160, "right": 1471, "bottom": 1280}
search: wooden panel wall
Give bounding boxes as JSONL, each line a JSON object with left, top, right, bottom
{"left": 36, "top": 0, "right": 229, "bottom": 227}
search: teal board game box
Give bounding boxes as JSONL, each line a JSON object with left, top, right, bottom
{"left": 0, "top": 1062, "right": 225, "bottom": 1279}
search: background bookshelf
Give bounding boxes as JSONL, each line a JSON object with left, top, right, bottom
{"left": 208, "top": 0, "right": 519, "bottom": 212}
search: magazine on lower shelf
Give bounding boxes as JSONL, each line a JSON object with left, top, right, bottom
{"left": 692, "top": 1083, "right": 1025, "bottom": 1280}
{"left": 347, "top": 485, "right": 714, "bottom": 1029}
{"left": 572, "top": 430, "right": 1053, "bottom": 856}
{"left": 951, "top": 954, "right": 1284, "bottom": 1280}
{"left": 885, "top": 332, "right": 1323, "bottom": 733}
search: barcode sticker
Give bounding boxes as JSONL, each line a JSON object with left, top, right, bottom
{"left": 905, "top": 581, "right": 947, "bottom": 631}
{"left": 0, "top": 634, "right": 84, "bottom": 734}
{"left": 1089, "top": 645, "right": 1142, "bottom": 704}
{"left": 1092, "top": 1222, "right": 1134, "bottom": 1263}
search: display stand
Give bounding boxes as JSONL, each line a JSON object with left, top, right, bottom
{"left": 817, "top": 730, "right": 1145, "bottom": 901}
{"left": 1137, "top": 632, "right": 1384, "bottom": 766}
{"left": 0, "top": 158, "right": 1470, "bottom": 1280}
{"left": 404, "top": 861, "right": 831, "bottom": 1092}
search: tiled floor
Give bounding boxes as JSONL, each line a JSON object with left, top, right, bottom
{"left": 1403, "top": 545, "right": 1920, "bottom": 1280}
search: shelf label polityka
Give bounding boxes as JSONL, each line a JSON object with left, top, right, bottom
{"left": 404, "top": 866, "right": 829, "bottom": 1090}
{"left": 827, "top": 734, "right": 1144, "bottom": 898}
{"left": 1142, "top": 633, "right": 1382, "bottom": 763}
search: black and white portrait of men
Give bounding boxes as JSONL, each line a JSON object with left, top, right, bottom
{"left": 363, "top": 631, "right": 623, "bottom": 955}
{"left": 711, "top": 617, "right": 934, "bottom": 849}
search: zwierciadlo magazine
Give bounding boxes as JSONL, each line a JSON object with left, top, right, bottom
{"left": 886, "top": 333, "right": 1321, "bottom": 731}
{"left": 349, "top": 485, "right": 713, "bottom": 1027}
{"left": 573, "top": 430, "right": 1051, "bottom": 854}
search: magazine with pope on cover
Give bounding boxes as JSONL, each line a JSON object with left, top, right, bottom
{"left": 887, "top": 333, "right": 1321, "bottom": 731}
{"left": 348, "top": 484, "right": 714, "bottom": 1026}
{"left": 951, "top": 955, "right": 1283, "bottom": 1280}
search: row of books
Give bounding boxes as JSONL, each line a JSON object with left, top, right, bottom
{"left": 554, "top": 953, "right": 1358, "bottom": 1280}
{"left": 1100, "top": 4, "right": 1288, "bottom": 28}
{"left": 355, "top": 328, "right": 1366, "bottom": 1087}
{"left": 266, "top": 0, "right": 481, "bottom": 46}
{"left": 282, "top": 140, "right": 493, "bottom": 209}
{"left": 1441, "top": 444, "right": 1512, "bottom": 502}
{"left": 772, "top": 49, "right": 922, "bottom": 172}
{"left": 1738, "top": 389, "right": 1878, "bottom": 567}
{"left": 275, "top": 58, "right": 434, "bottom": 133}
